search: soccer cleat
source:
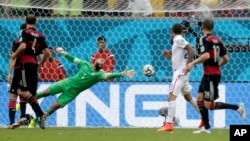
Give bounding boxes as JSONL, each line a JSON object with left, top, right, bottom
{"left": 28, "top": 119, "right": 37, "bottom": 128}
{"left": 193, "top": 127, "right": 211, "bottom": 134}
{"left": 157, "top": 123, "right": 174, "bottom": 131}
{"left": 7, "top": 123, "right": 20, "bottom": 129}
{"left": 7, "top": 117, "right": 29, "bottom": 129}
{"left": 37, "top": 113, "right": 48, "bottom": 129}
{"left": 237, "top": 103, "right": 246, "bottom": 120}
{"left": 18, "top": 117, "right": 28, "bottom": 126}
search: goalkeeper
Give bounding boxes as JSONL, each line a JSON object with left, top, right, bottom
{"left": 29, "top": 47, "right": 135, "bottom": 127}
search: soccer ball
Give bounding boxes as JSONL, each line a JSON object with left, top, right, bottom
{"left": 143, "top": 64, "right": 155, "bottom": 77}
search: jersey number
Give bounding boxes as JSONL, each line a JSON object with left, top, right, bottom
{"left": 213, "top": 45, "right": 220, "bottom": 62}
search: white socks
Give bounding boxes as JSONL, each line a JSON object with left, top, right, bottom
{"left": 167, "top": 101, "right": 176, "bottom": 123}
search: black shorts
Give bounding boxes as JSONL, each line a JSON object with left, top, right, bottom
{"left": 198, "top": 75, "right": 221, "bottom": 101}
{"left": 9, "top": 68, "right": 21, "bottom": 95}
{"left": 19, "top": 63, "right": 38, "bottom": 96}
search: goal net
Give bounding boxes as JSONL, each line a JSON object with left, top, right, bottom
{"left": 0, "top": 0, "right": 249, "bottom": 128}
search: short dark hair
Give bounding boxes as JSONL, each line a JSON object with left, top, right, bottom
{"left": 48, "top": 47, "right": 53, "bottom": 50}
{"left": 172, "top": 23, "right": 182, "bottom": 34}
{"left": 25, "top": 14, "right": 36, "bottom": 25}
{"left": 202, "top": 18, "right": 214, "bottom": 31}
{"left": 20, "top": 23, "right": 26, "bottom": 30}
{"left": 97, "top": 36, "right": 106, "bottom": 42}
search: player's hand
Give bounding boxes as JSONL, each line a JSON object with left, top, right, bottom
{"left": 183, "top": 63, "right": 194, "bottom": 74}
{"left": 162, "top": 50, "right": 171, "bottom": 59}
{"left": 121, "top": 68, "right": 135, "bottom": 78}
{"left": 56, "top": 47, "right": 66, "bottom": 55}
{"left": 7, "top": 74, "right": 12, "bottom": 84}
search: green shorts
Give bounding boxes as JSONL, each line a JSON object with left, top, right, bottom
{"left": 48, "top": 79, "right": 81, "bottom": 107}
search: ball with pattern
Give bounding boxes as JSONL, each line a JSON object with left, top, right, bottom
{"left": 143, "top": 64, "right": 155, "bottom": 77}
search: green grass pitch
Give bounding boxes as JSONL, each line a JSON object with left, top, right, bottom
{"left": 0, "top": 128, "right": 229, "bottom": 141}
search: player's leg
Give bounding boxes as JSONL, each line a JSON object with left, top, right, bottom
{"left": 17, "top": 64, "right": 46, "bottom": 129}
{"left": 7, "top": 93, "right": 18, "bottom": 128}
{"left": 159, "top": 107, "right": 180, "bottom": 126}
{"left": 29, "top": 80, "right": 65, "bottom": 128}
{"left": 36, "top": 79, "right": 65, "bottom": 99}
{"left": 181, "top": 83, "right": 200, "bottom": 115}
{"left": 19, "top": 96, "right": 27, "bottom": 118}
{"left": 46, "top": 89, "right": 78, "bottom": 116}
{"left": 158, "top": 74, "right": 184, "bottom": 131}
{"left": 203, "top": 76, "right": 246, "bottom": 120}
{"left": 8, "top": 68, "right": 21, "bottom": 128}
{"left": 193, "top": 76, "right": 212, "bottom": 133}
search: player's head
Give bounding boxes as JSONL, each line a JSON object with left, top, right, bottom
{"left": 201, "top": 18, "right": 214, "bottom": 33}
{"left": 172, "top": 23, "right": 182, "bottom": 37}
{"left": 97, "top": 36, "right": 106, "bottom": 51}
{"left": 94, "top": 58, "right": 105, "bottom": 71}
{"left": 25, "top": 14, "right": 36, "bottom": 25}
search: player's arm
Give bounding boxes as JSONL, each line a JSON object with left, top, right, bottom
{"left": 11, "top": 31, "right": 27, "bottom": 60}
{"left": 8, "top": 54, "right": 16, "bottom": 83}
{"left": 56, "top": 47, "right": 81, "bottom": 64}
{"left": 8, "top": 41, "right": 18, "bottom": 83}
{"left": 183, "top": 38, "right": 210, "bottom": 74}
{"left": 184, "top": 44, "right": 195, "bottom": 64}
{"left": 38, "top": 38, "right": 50, "bottom": 67}
{"left": 191, "top": 52, "right": 210, "bottom": 66}
{"left": 219, "top": 54, "right": 229, "bottom": 67}
{"left": 218, "top": 44, "right": 229, "bottom": 67}
{"left": 102, "top": 68, "right": 135, "bottom": 80}
{"left": 11, "top": 43, "right": 26, "bottom": 60}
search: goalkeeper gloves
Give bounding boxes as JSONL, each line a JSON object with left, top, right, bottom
{"left": 121, "top": 68, "right": 135, "bottom": 78}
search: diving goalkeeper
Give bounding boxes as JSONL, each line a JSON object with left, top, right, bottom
{"left": 29, "top": 47, "right": 135, "bottom": 127}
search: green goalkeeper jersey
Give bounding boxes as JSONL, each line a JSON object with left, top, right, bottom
{"left": 64, "top": 53, "right": 121, "bottom": 91}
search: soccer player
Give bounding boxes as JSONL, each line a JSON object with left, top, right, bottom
{"left": 30, "top": 47, "right": 134, "bottom": 125}
{"left": 7, "top": 23, "right": 26, "bottom": 128}
{"left": 183, "top": 18, "right": 246, "bottom": 133}
{"left": 91, "top": 36, "right": 115, "bottom": 73}
{"left": 91, "top": 36, "right": 116, "bottom": 81}
{"left": 158, "top": 23, "right": 199, "bottom": 132}
{"left": 10, "top": 14, "right": 51, "bottom": 129}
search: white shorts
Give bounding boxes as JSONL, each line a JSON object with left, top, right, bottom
{"left": 169, "top": 72, "right": 192, "bottom": 96}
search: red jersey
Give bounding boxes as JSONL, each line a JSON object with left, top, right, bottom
{"left": 20, "top": 28, "right": 48, "bottom": 64}
{"left": 91, "top": 49, "right": 115, "bottom": 73}
{"left": 199, "top": 34, "right": 227, "bottom": 75}
{"left": 39, "top": 58, "right": 66, "bottom": 81}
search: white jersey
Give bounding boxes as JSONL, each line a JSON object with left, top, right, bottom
{"left": 171, "top": 35, "right": 189, "bottom": 74}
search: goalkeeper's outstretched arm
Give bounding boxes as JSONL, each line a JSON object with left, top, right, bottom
{"left": 103, "top": 68, "right": 135, "bottom": 80}
{"left": 56, "top": 47, "right": 81, "bottom": 64}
